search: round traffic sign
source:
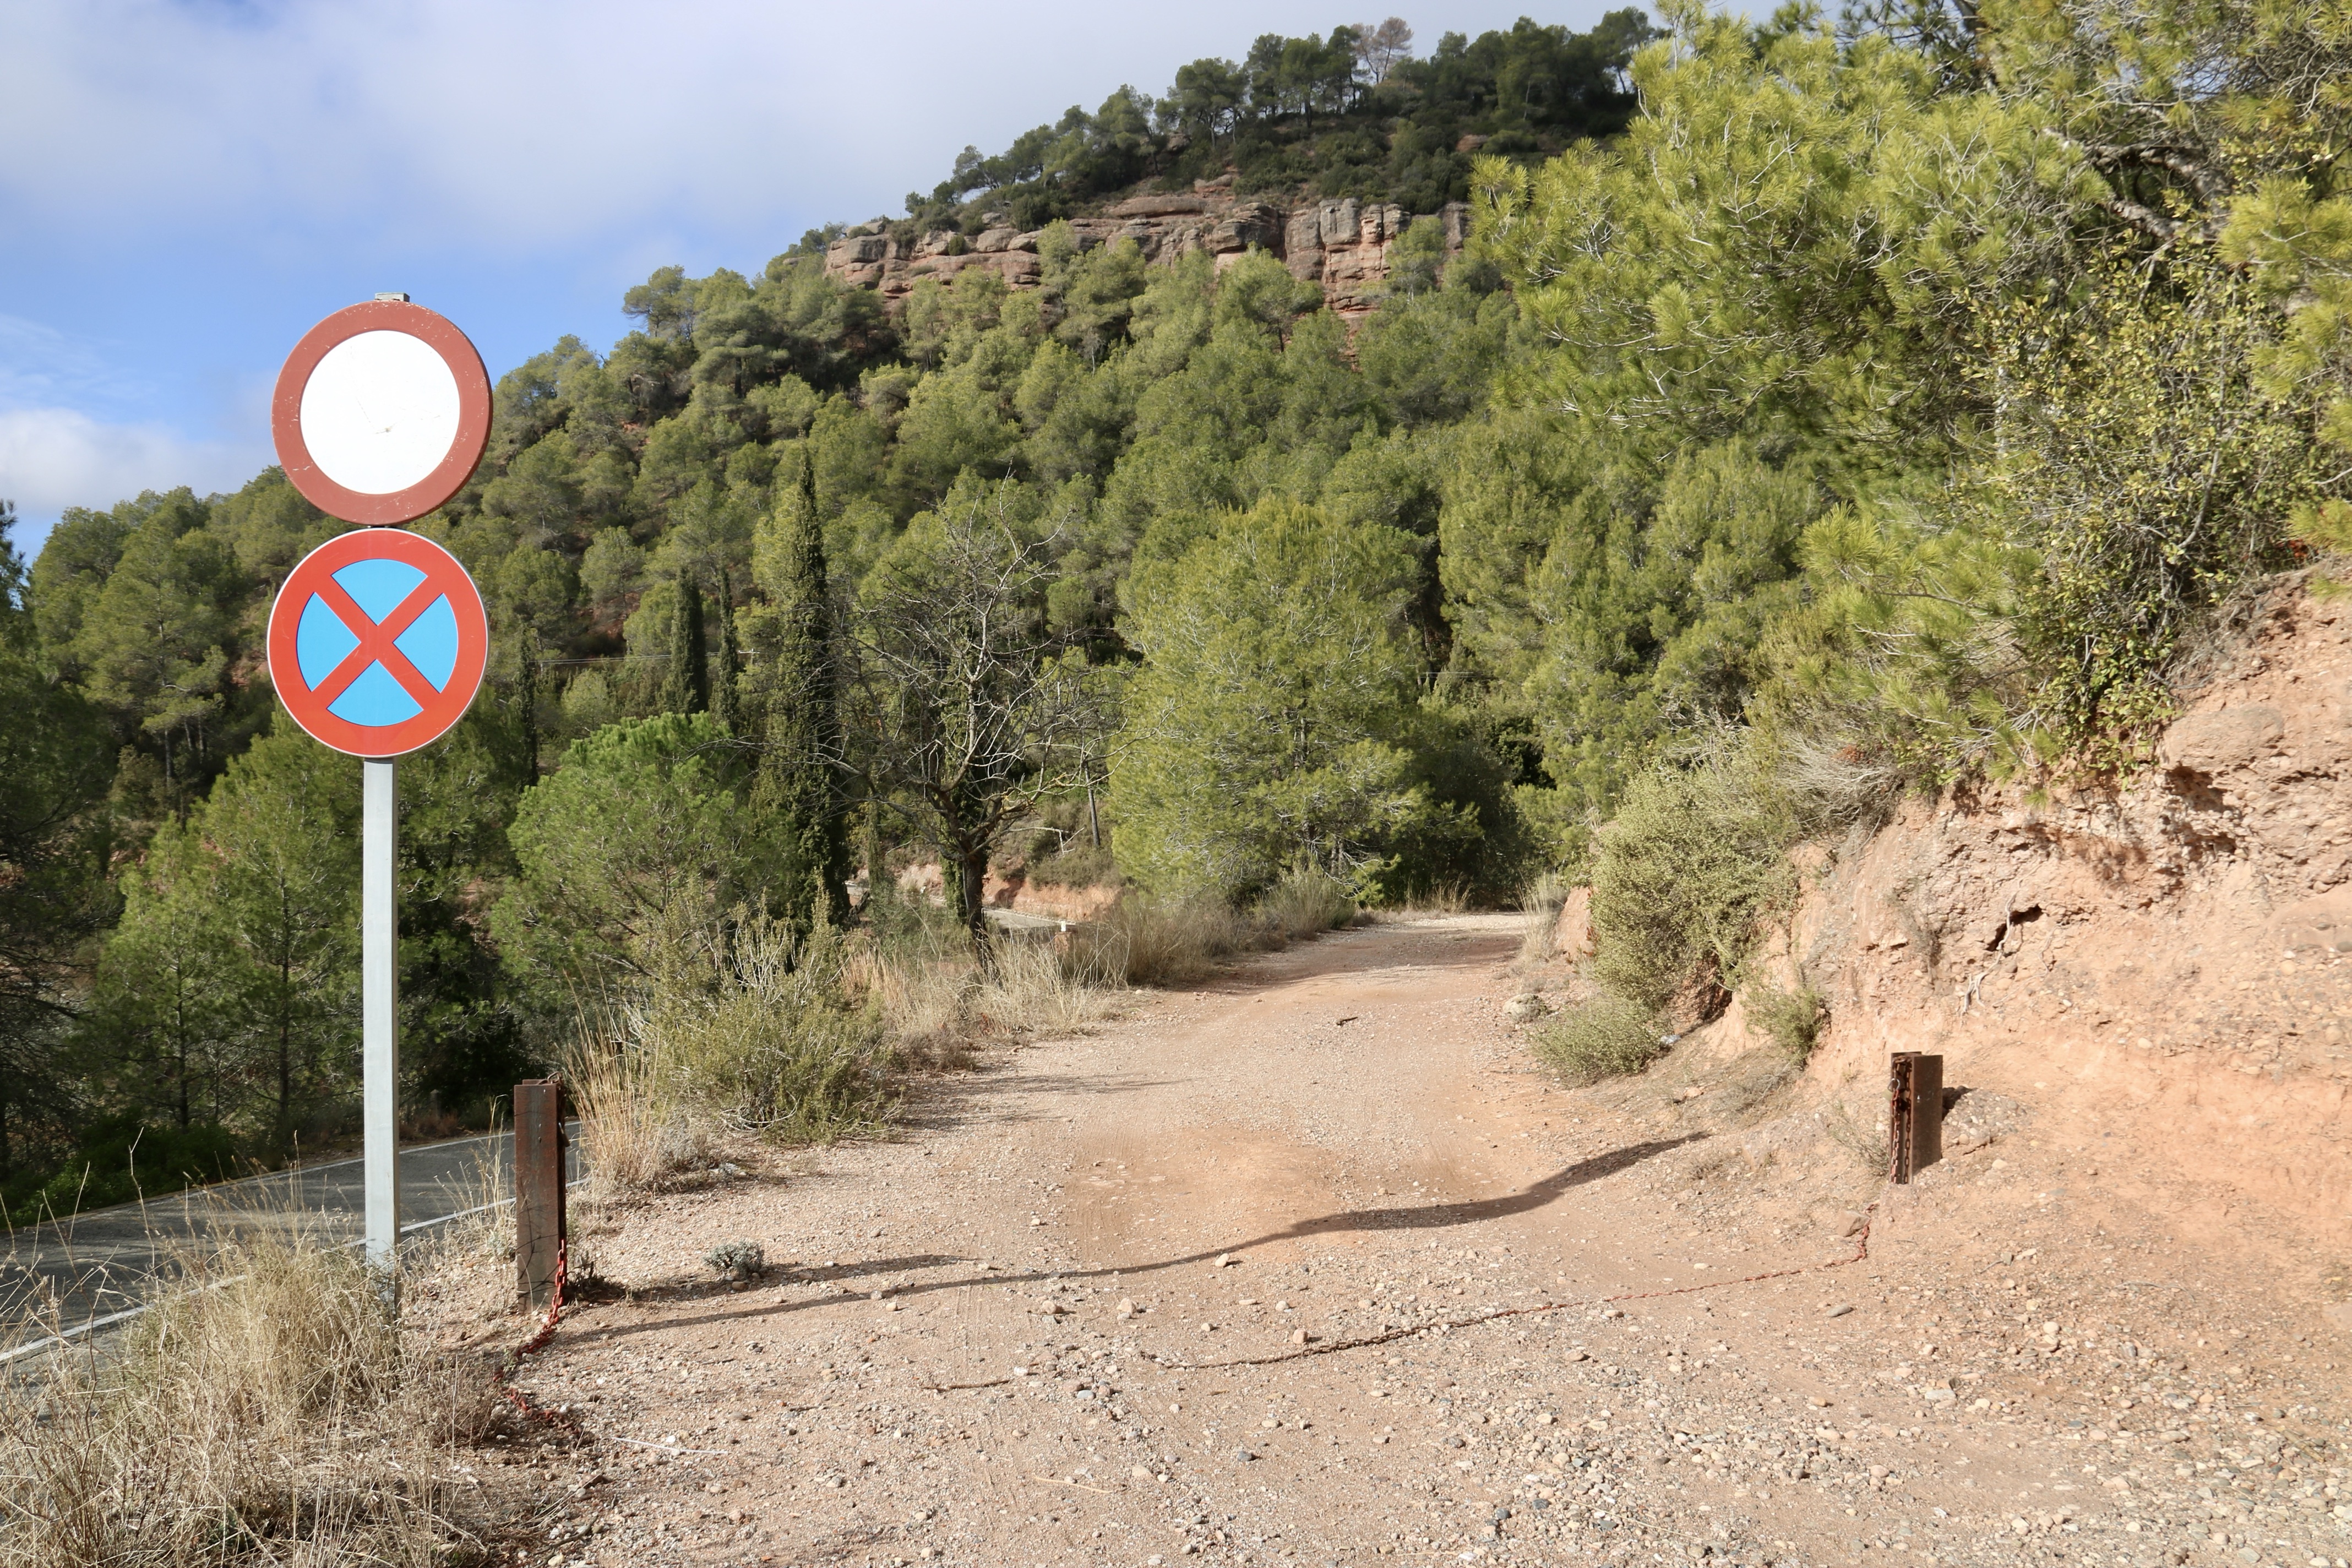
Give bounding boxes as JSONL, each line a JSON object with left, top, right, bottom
{"left": 266, "top": 529, "right": 489, "bottom": 756}
{"left": 271, "top": 299, "right": 492, "bottom": 526}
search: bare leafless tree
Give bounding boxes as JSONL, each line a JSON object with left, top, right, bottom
{"left": 837, "top": 500, "right": 1112, "bottom": 967}
{"left": 1353, "top": 18, "right": 1414, "bottom": 84}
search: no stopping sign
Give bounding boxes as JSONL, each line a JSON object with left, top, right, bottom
{"left": 266, "top": 528, "right": 488, "bottom": 756}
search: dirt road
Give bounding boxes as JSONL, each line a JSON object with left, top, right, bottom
{"left": 478, "top": 916, "right": 2351, "bottom": 1568}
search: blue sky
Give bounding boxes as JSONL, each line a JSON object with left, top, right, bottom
{"left": 1, "top": 0, "right": 1620, "bottom": 559}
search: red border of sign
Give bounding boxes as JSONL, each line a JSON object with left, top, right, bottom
{"left": 270, "top": 300, "right": 492, "bottom": 526}
{"left": 266, "top": 528, "right": 489, "bottom": 757}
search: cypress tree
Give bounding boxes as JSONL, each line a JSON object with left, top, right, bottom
{"left": 710, "top": 568, "right": 741, "bottom": 736}
{"left": 661, "top": 578, "right": 708, "bottom": 716}
{"left": 518, "top": 628, "right": 542, "bottom": 779}
{"left": 752, "top": 449, "right": 848, "bottom": 932}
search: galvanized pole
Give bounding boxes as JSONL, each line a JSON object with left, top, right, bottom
{"left": 363, "top": 756, "right": 401, "bottom": 1303}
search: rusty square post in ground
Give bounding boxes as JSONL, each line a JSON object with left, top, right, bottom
{"left": 1887, "top": 1051, "right": 1944, "bottom": 1183}
{"left": 514, "top": 1079, "right": 567, "bottom": 1304}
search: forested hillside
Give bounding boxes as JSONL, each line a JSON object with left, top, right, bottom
{"left": 2, "top": 0, "right": 2345, "bottom": 1220}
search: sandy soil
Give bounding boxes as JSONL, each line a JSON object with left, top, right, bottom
{"left": 458, "top": 915, "right": 2352, "bottom": 1568}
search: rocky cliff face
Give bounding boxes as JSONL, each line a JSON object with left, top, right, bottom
{"left": 824, "top": 183, "right": 1469, "bottom": 319}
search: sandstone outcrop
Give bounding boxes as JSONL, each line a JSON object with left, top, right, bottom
{"left": 823, "top": 188, "right": 1469, "bottom": 319}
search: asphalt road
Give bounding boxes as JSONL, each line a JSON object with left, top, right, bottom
{"left": 0, "top": 1128, "right": 579, "bottom": 1356}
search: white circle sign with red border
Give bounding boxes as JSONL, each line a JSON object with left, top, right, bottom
{"left": 271, "top": 299, "right": 492, "bottom": 526}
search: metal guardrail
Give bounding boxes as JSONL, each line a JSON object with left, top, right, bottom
{"left": 1, "top": 1124, "right": 584, "bottom": 1365}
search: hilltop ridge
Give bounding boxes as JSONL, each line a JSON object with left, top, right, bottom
{"left": 806, "top": 12, "right": 1652, "bottom": 312}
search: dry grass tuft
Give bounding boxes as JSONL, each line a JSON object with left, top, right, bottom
{"left": 865, "top": 922, "right": 1132, "bottom": 1058}
{"left": 1513, "top": 872, "right": 1569, "bottom": 970}
{"left": 563, "top": 1017, "right": 704, "bottom": 1204}
{"left": 976, "top": 933, "right": 1128, "bottom": 1038}
{"left": 863, "top": 866, "right": 1355, "bottom": 1065}
{"left": 1098, "top": 896, "right": 1249, "bottom": 987}
{"left": 1822, "top": 1098, "right": 1888, "bottom": 1172}
{"left": 1254, "top": 867, "right": 1358, "bottom": 941}
{"left": 0, "top": 1227, "right": 476, "bottom": 1567}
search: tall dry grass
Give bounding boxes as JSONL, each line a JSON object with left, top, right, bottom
{"left": 565, "top": 911, "right": 893, "bottom": 1201}
{"left": 0, "top": 1227, "right": 478, "bottom": 1567}
{"left": 1514, "top": 870, "right": 1569, "bottom": 970}
{"left": 563, "top": 1017, "right": 703, "bottom": 1203}
{"left": 1091, "top": 867, "right": 1356, "bottom": 987}
{"left": 863, "top": 922, "right": 1131, "bottom": 1056}
{"left": 1097, "top": 895, "right": 1249, "bottom": 987}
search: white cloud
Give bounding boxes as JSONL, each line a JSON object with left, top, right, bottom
{"left": 0, "top": 407, "right": 262, "bottom": 520}
{"left": 0, "top": 0, "right": 1569, "bottom": 252}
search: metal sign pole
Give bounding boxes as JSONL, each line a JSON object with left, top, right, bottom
{"left": 362, "top": 757, "right": 401, "bottom": 1302}
{"left": 268, "top": 296, "right": 493, "bottom": 1319}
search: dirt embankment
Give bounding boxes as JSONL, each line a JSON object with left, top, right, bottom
{"left": 1660, "top": 577, "right": 2352, "bottom": 1291}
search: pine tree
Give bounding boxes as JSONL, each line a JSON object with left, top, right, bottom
{"left": 661, "top": 578, "right": 708, "bottom": 715}
{"left": 710, "top": 568, "right": 741, "bottom": 736}
{"left": 752, "top": 450, "right": 848, "bottom": 932}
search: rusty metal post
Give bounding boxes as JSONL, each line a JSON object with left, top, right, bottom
{"left": 514, "top": 1079, "right": 567, "bottom": 1304}
{"left": 1888, "top": 1052, "right": 1945, "bottom": 1183}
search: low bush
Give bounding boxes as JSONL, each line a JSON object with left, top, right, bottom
{"left": 1588, "top": 746, "right": 1798, "bottom": 1014}
{"left": 1534, "top": 994, "right": 1668, "bottom": 1084}
{"left": 1746, "top": 984, "right": 1827, "bottom": 1060}
{"left": 3, "top": 1115, "right": 241, "bottom": 1228}
{"left": 654, "top": 913, "right": 891, "bottom": 1142}
{"left": 565, "top": 905, "right": 891, "bottom": 1200}
{"left": 1024, "top": 841, "right": 1118, "bottom": 889}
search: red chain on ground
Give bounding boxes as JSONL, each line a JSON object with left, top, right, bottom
{"left": 921, "top": 1199, "right": 1881, "bottom": 1393}
{"left": 491, "top": 1241, "right": 579, "bottom": 1430}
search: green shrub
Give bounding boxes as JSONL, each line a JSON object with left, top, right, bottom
{"left": 1746, "top": 985, "right": 1827, "bottom": 1060}
{"left": 1536, "top": 994, "right": 1667, "bottom": 1084}
{"left": 1026, "top": 841, "right": 1118, "bottom": 889}
{"left": 496, "top": 712, "right": 776, "bottom": 993}
{"left": 1588, "top": 748, "right": 1796, "bottom": 1013}
{"left": 6, "top": 1116, "right": 241, "bottom": 1227}
{"left": 653, "top": 911, "right": 891, "bottom": 1142}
